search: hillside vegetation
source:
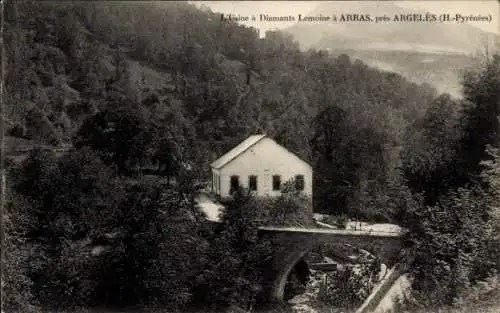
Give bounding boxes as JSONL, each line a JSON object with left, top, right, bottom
{"left": 5, "top": 1, "right": 436, "bottom": 172}
{"left": 3, "top": 2, "right": 500, "bottom": 313}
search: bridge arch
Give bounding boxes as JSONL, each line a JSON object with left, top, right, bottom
{"left": 257, "top": 227, "right": 405, "bottom": 302}
{"left": 275, "top": 247, "right": 311, "bottom": 301}
{"left": 280, "top": 244, "right": 372, "bottom": 301}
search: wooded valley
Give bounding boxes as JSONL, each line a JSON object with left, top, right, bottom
{"left": 2, "top": 1, "right": 500, "bottom": 313}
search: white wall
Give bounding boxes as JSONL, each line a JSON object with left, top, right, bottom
{"left": 211, "top": 168, "right": 221, "bottom": 194}
{"left": 216, "top": 138, "right": 312, "bottom": 198}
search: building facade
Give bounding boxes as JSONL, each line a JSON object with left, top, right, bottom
{"left": 210, "top": 135, "right": 312, "bottom": 199}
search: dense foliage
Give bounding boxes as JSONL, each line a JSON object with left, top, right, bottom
{"left": 400, "top": 56, "right": 500, "bottom": 306}
{"left": 3, "top": 1, "right": 500, "bottom": 312}
{"left": 2, "top": 192, "right": 37, "bottom": 313}
{"left": 95, "top": 183, "right": 211, "bottom": 309}
{"left": 319, "top": 260, "right": 381, "bottom": 309}
{"left": 4, "top": 1, "right": 435, "bottom": 178}
{"left": 7, "top": 149, "right": 212, "bottom": 310}
{"left": 194, "top": 190, "right": 273, "bottom": 309}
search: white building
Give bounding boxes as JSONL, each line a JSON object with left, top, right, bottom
{"left": 210, "top": 135, "right": 312, "bottom": 199}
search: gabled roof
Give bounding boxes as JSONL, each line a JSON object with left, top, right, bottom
{"left": 210, "top": 134, "right": 267, "bottom": 169}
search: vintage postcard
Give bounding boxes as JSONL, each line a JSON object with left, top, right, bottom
{"left": 2, "top": 1, "right": 499, "bottom": 313}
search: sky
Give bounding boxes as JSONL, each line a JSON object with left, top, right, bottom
{"left": 191, "top": 1, "right": 499, "bottom": 36}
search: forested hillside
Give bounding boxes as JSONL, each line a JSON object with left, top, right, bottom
{"left": 3, "top": 2, "right": 500, "bottom": 313}
{"left": 5, "top": 1, "right": 436, "bottom": 175}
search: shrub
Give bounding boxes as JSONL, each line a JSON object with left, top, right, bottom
{"left": 319, "top": 262, "right": 379, "bottom": 309}
{"left": 95, "top": 182, "right": 210, "bottom": 309}
{"left": 33, "top": 239, "right": 102, "bottom": 309}
{"left": 403, "top": 185, "right": 498, "bottom": 306}
{"left": 454, "top": 271, "right": 500, "bottom": 305}
{"left": 193, "top": 189, "right": 273, "bottom": 309}
{"left": 270, "top": 179, "right": 314, "bottom": 227}
{"left": 316, "top": 248, "right": 380, "bottom": 309}
{"left": 8, "top": 148, "right": 126, "bottom": 308}
{"left": 8, "top": 146, "right": 213, "bottom": 310}
{"left": 7, "top": 123, "right": 26, "bottom": 137}
{"left": 404, "top": 144, "right": 500, "bottom": 306}
{"left": 2, "top": 192, "right": 38, "bottom": 313}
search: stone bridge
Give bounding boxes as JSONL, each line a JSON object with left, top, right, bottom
{"left": 257, "top": 226, "right": 407, "bottom": 313}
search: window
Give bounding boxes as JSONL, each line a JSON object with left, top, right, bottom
{"left": 295, "top": 175, "right": 305, "bottom": 191}
{"left": 272, "top": 175, "right": 281, "bottom": 191}
{"left": 230, "top": 175, "right": 239, "bottom": 193}
{"left": 249, "top": 175, "right": 258, "bottom": 191}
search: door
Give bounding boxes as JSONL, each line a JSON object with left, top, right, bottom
{"left": 263, "top": 169, "right": 270, "bottom": 196}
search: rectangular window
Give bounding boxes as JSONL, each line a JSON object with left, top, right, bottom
{"left": 272, "top": 175, "right": 281, "bottom": 191}
{"left": 249, "top": 175, "right": 258, "bottom": 191}
{"left": 295, "top": 175, "right": 305, "bottom": 191}
{"left": 230, "top": 175, "right": 239, "bottom": 193}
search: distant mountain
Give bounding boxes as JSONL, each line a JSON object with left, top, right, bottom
{"left": 285, "top": 1, "right": 499, "bottom": 96}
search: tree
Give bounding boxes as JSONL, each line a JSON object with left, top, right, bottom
{"left": 8, "top": 148, "right": 58, "bottom": 210}
{"left": 148, "top": 97, "right": 197, "bottom": 183}
{"left": 311, "top": 105, "right": 388, "bottom": 218}
{"left": 402, "top": 55, "right": 499, "bottom": 206}
{"left": 458, "top": 55, "right": 500, "bottom": 184}
{"left": 96, "top": 181, "right": 209, "bottom": 308}
{"left": 402, "top": 94, "right": 463, "bottom": 205}
{"left": 152, "top": 138, "right": 181, "bottom": 183}
{"left": 9, "top": 148, "right": 125, "bottom": 308}
{"left": 480, "top": 145, "right": 500, "bottom": 271}
{"left": 400, "top": 55, "right": 500, "bottom": 306}
{"left": 194, "top": 190, "right": 273, "bottom": 309}
{"left": 74, "top": 106, "right": 152, "bottom": 174}
{"left": 403, "top": 184, "right": 498, "bottom": 305}
{"left": 2, "top": 192, "right": 38, "bottom": 313}
{"left": 481, "top": 145, "right": 500, "bottom": 209}
{"left": 311, "top": 106, "right": 350, "bottom": 214}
